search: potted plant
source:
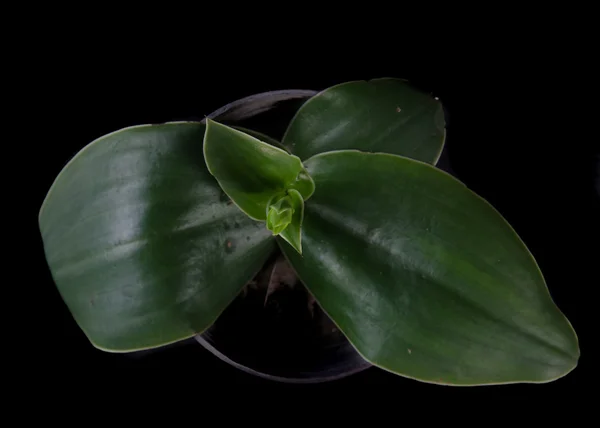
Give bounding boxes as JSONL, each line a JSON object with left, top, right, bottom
{"left": 39, "top": 78, "right": 579, "bottom": 385}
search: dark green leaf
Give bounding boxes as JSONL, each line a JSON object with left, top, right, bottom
{"left": 203, "top": 119, "right": 315, "bottom": 221}
{"left": 280, "top": 150, "right": 579, "bottom": 385}
{"left": 282, "top": 78, "right": 446, "bottom": 164}
{"left": 39, "top": 122, "right": 276, "bottom": 351}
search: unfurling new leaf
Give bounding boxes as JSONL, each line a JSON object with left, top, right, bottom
{"left": 267, "top": 194, "right": 294, "bottom": 235}
{"left": 203, "top": 119, "right": 311, "bottom": 254}
{"left": 271, "top": 189, "right": 304, "bottom": 254}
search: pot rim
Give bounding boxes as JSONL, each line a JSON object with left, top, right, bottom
{"left": 194, "top": 334, "right": 370, "bottom": 384}
{"left": 201, "top": 89, "right": 319, "bottom": 123}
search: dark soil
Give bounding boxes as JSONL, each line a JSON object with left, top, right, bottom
{"left": 199, "top": 252, "right": 366, "bottom": 379}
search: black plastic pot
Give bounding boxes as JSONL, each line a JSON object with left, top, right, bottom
{"left": 195, "top": 89, "right": 373, "bottom": 383}
{"left": 128, "top": 88, "right": 454, "bottom": 383}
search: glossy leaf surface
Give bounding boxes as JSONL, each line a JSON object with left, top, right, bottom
{"left": 282, "top": 78, "right": 446, "bottom": 164}
{"left": 39, "top": 122, "right": 276, "bottom": 351}
{"left": 280, "top": 151, "right": 579, "bottom": 385}
{"left": 203, "top": 119, "right": 314, "bottom": 221}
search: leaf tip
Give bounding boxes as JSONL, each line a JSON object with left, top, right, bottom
{"left": 290, "top": 236, "right": 303, "bottom": 255}
{"left": 204, "top": 118, "right": 228, "bottom": 136}
{"left": 204, "top": 117, "right": 216, "bottom": 131}
{"left": 280, "top": 235, "right": 302, "bottom": 255}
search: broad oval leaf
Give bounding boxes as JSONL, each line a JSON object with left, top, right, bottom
{"left": 203, "top": 119, "right": 315, "bottom": 221}
{"left": 282, "top": 78, "right": 446, "bottom": 164}
{"left": 39, "top": 122, "right": 276, "bottom": 352}
{"left": 280, "top": 150, "right": 579, "bottom": 385}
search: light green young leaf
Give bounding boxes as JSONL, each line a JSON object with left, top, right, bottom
{"left": 266, "top": 194, "right": 294, "bottom": 235}
{"left": 203, "top": 119, "right": 314, "bottom": 221}
{"left": 273, "top": 189, "right": 304, "bottom": 254}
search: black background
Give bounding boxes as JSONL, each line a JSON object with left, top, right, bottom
{"left": 30, "top": 47, "right": 597, "bottom": 400}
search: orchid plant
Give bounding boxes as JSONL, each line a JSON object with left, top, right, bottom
{"left": 39, "top": 78, "right": 579, "bottom": 385}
